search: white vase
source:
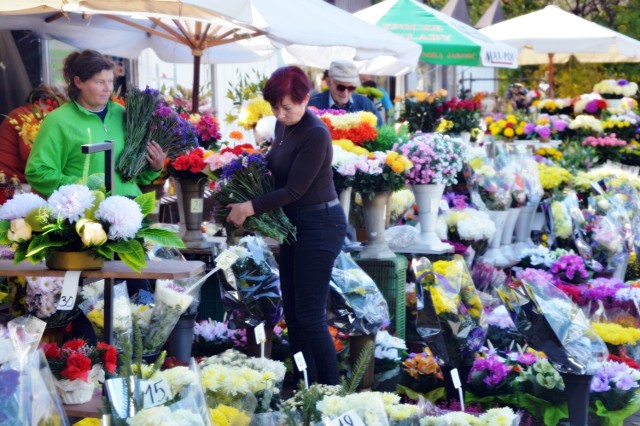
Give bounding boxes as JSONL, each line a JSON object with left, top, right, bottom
{"left": 513, "top": 202, "right": 539, "bottom": 256}
{"left": 500, "top": 208, "right": 521, "bottom": 262}
{"left": 410, "top": 184, "right": 452, "bottom": 254}
{"left": 359, "top": 191, "right": 395, "bottom": 259}
{"left": 339, "top": 187, "right": 352, "bottom": 219}
{"left": 481, "top": 210, "right": 511, "bottom": 267}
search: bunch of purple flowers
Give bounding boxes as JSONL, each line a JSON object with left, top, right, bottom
{"left": 467, "top": 350, "right": 515, "bottom": 396}
{"left": 550, "top": 254, "right": 589, "bottom": 284}
{"left": 590, "top": 360, "right": 640, "bottom": 410}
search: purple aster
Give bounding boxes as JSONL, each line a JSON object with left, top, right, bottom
{"left": 590, "top": 376, "right": 611, "bottom": 392}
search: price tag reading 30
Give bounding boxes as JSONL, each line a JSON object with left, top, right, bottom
{"left": 58, "top": 271, "right": 81, "bottom": 311}
{"left": 328, "top": 410, "right": 366, "bottom": 426}
{"left": 140, "top": 377, "right": 171, "bottom": 408}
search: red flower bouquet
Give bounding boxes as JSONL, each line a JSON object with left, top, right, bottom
{"left": 43, "top": 339, "right": 118, "bottom": 404}
{"left": 167, "top": 147, "right": 216, "bottom": 181}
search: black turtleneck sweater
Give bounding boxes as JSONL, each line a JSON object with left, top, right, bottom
{"left": 252, "top": 110, "right": 337, "bottom": 215}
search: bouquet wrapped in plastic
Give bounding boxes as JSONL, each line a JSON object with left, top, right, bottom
{"left": 498, "top": 272, "right": 608, "bottom": 375}
{"left": 218, "top": 236, "right": 283, "bottom": 329}
{"left": 413, "top": 255, "right": 487, "bottom": 368}
{"left": 465, "top": 148, "right": 512, "bottom": 211}
{"left": 327, "top": 252, "right": 389, "bottom": 336}
{"left": 79, "top": 281, "right": 133, "bottom": 351}
{"left": 143, "top": 275, "right": 204, "bottom": 354}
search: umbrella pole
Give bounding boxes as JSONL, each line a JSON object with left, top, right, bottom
{"left": 192, "top": 53, "right": 201, "bottom": 114}
{"left": 547, "top": 53, "right": 555, "bottom": 98}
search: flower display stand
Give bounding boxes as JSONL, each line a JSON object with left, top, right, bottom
{"left": 410, "top": 184, "right": 453, "bottom": 254}
{"left": 174, "top": 178, "right": 209, "bottom": 249}
{"left": 360, "top": 191, "right": 395, "bottom": 259}
{"left": 354, "top": 254, "right": 407, "bottom": 339}
{"left": 481, "top": 210, "right": 511, "bottom": 268}
{"left": 500, "top": 207, "right": 521, "bottom": 262}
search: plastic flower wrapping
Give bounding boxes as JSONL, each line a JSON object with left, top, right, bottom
{"left": 218, "top": 236, "right": 283, "bottom": 329}
{"left": 0, "top": 182, "right": 184, "bottom": 272}
{"left": 465, "top": 148, "right": 512, "bottom": 211}
{"left": 118, "top": 86, "right": 199, "bottom": 181}
{"left": 513, "top": 146, "right": 544, "bottom": 206}
{"left": 142, "top": 275, "right": 205, "bottom": 355}
{"left": 211, "top": 149, "right": 296, "bottom": 244}
{"left": 112, "top": 359, "right": 211, "bottom": 426}
{"left": 438, "top": 207, "right": 495, "bottom": 256}
{"left": 395, "top": 132, "right": 465, "bottom": 186}
{"left": 327, "top": 252, "right": 390, "bottom": 336}
{"left": 79, "top": 281, "right": 132, "bottom": 351}
{"left": 412, "top": 255, "right": 487, "bottom": 368}
{"left": 494, "top": 145, "right": 527, "bottom": 208}
{"left": 497, "top": 272, "right": 608, "bottom": 375}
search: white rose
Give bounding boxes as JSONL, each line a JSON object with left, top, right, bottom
{"left": 7, "top": 218, "right": 32, "bottom": 242}
{"left": 76, "top": 219, "right": 108, "bottom": 246}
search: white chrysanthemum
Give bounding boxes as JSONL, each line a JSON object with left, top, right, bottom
{"left": 80, "top": 280, "right": 104, "bottom": 301}
{"left": 126, "top": 406, "right": 173, "bottom": 426}
{"left": 254, "top": 115, "right": 277, "bottom": 143}
{"left": 95, "top": 196, "right": 143, "bottom": 239}
{"left": 157, "top": 366, "right": 197, "bottom": 397}
{"left": 130, "top": 303, "right": 153, "bottom": 329}
{"left": 0, "top": 193, "right": 47, "bottom": 220}
{"left": 48, "top": 184, "right": 95, "bottom": 223}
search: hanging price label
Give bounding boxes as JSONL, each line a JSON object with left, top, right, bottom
{"left": 140, "top": 377, "right": 171, "bottom": 408}
{"left": 328, "top": 410, "right": 366, "bottom": 426}
{"left": 190, "top": 198, "right": 203, "bottom": 213}
{"left": 254, "top": 322, "right": 266, "bottom": 344}
{"left": 57, "top": 271, "right": 81, "bottom": 311}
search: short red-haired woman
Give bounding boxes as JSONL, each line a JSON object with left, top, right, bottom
{"left": 226, "top": 65, "right": 346, "bottom": 386}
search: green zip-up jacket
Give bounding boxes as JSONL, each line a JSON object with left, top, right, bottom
{"left": 26, "top": 99, "right": 160, "bottom": 197}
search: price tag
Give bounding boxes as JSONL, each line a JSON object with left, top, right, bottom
{"left": 328, "top": 410, "right": 366, "bottom": 426}
{"left": 190, "top": 198, "right": 203, "bottom": 213}
{"left": 450, "top": 368, "right": 461, "bottom": 389}
{"left": 57, "top": 271, "right": 81, "bottom": 311}
{"left": 293, "top": 351, "right": 307, "bottom": 371}
{"left": 215, "top": 249, "right": 239, "bottom": 270}
{"left": 254, "top": 322, "right": 266, "bottom": 344}
{"left": 140, "top": 377, "right": 171, "bottom": 408}
{"left": 429, "top": 198, "right": 440, "bottom": 213}
{"left": 151, "top": 200, "right": 160, "bottom": 214}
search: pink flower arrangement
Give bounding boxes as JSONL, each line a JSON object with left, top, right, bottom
{"left": 395, "top": 132, "right": 465, "bottom": 186}
{"left": 582, "top": 135, "right": 627, "bottom": 147}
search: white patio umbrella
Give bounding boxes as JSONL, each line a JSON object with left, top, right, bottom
{"left": 0, "top": 0, "right": 421, "bottom": 110}
{"left": 480, "top": 5, "right": 640, "bottom": 95}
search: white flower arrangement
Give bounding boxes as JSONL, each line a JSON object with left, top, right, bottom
{"left": 593, "top": 79, "right": 639, "bottom": 98}
{"left": 569, "top": 114, "right": 604, "bottom": 133}
{"left": 126, "top": 406, "right": 203, "bottom": 426}
{"left": 442, "top": 208, "right": 496, "bottom": 241}
{"left": 316, "top": 392, "right": 389, "bottom": 426}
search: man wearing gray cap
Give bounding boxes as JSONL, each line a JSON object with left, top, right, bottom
{"left": 309, "top": 59, "right": 383, "bottom": 126}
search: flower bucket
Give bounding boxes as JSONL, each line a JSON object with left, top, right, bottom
{"left": 166, "top": 313, "right": 197, "bottom": 364}
{"left": 500, "top": 207, "right": 521, "bottom": 262}
{"left": 561, "top": 372, "right": 593, "bottom": 426}
{"left": 45, "top": 251, "right": 104, "bottom": 271}
{"left": 513, "top": 202, "right": 539, "bottom": 256}
{"left": 360, "top": 191, "right": 395, "bottom": 260}
{"left": 480, "top": 210, "right": 510, "bottom": 268}
{"left": 411, "top": 184, "right": 452, "bottom": 254}
{"left": 174, "top": 178, "right": 206, "bottom": 248}
{"left": 54, "top": 365, "right": 101, "bottom": 405}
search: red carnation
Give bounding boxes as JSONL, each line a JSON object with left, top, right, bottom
{"left": 97, "top": 342, "right": 118, "bottom": 374}
{"left": 172, "top": 155, "right": 191, "bottom": 171}
{"left": 42, "top": 342, "right": 62, "bottom": 360}
{"left": 61, "top": 352, "right": 92, "bottom": 382}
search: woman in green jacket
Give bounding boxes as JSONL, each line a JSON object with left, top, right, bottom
{"left": 26, "top": 49, "right": 165, "bottom": 197}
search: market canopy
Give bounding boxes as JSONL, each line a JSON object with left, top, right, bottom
{"left": 0, "top": 0, "right": 421, "bottom": 111}
{"left": 480, "top": 5, "right": 640, "bottom": 94}
{"left": 354, "top": 0, "right": 518, "bottom": 69}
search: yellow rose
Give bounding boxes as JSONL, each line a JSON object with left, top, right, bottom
{"left": 7, "top": 218, "right": 32, "bottom": 242}
{"left": 76, "top": 219, "right": 108, "bottom": 246}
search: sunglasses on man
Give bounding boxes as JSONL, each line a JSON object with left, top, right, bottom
{"left": 336, "top": 84, "right": 357, "bottom": 92}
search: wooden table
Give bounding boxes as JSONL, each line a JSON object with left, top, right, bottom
{"left": 0, "top": 260, "right": 205, "bottom": 344}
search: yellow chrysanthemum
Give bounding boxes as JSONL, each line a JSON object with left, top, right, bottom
{"left": 593, "top": 322, "right": 640, "bottom": 345}
{"left": 391, "top": 159, "right": 405, "bottom": 173}
{"left": 237, "top": 97, "right": 273, "bottom": 130}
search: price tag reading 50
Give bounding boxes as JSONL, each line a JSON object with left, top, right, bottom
{"left": 140, "top": 377, "right": 171, "bottom": 408}
{"left": 328, "top": 410, "right": 366, "bottom": 426}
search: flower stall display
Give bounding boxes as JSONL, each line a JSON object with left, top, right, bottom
{"left": 316, "top": 110, "right": 378, "bottom": 147}
{"left": 600, "top": 114, "right": 638, "bottom": 143}
{"left": 593, "top": 79, "right": 639, "bottom": 99}
{"left": 465, "top": 347, "right": 520, "bottom": 406}
{"left": 42, "top": 338, "right": 118, "bottom": 404}
{"left": 573, "top": 94, "right": 609, "bottom": 117}
{"left": 523, "top": 114, "right": 569, "bottom": 141}
{"left": 118, "top": 87, "right": 199, "bottom": 182}
{"left": 0, "top": 183, "right": 184, "bottom": 272}
{"left": 210, "top": 149, "right": 296, "bottom": 244}
{"left": 534, "top": 98, "right": 573, "bottom": 115}
{"left": 438, "top": 96, "right": 483, "bottom": 135}
{"left": 398, "top": 89, "right": 448, "bottom": 133}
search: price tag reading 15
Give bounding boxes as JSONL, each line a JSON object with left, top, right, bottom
{"left": 140, "top": 377, "right": 171, "bottom": 408}
{"left": 328, "top": 410, "right": 366, "bottom": 426}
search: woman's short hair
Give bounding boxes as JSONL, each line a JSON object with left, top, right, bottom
{"left": 25, "top": 84, "right": 66, "bottom": 104}
{"left": 263, "top": 66, "right": 311, "bottom": 106}
{"left": 63, "top": 50, "right": 115, "bottom": 100}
